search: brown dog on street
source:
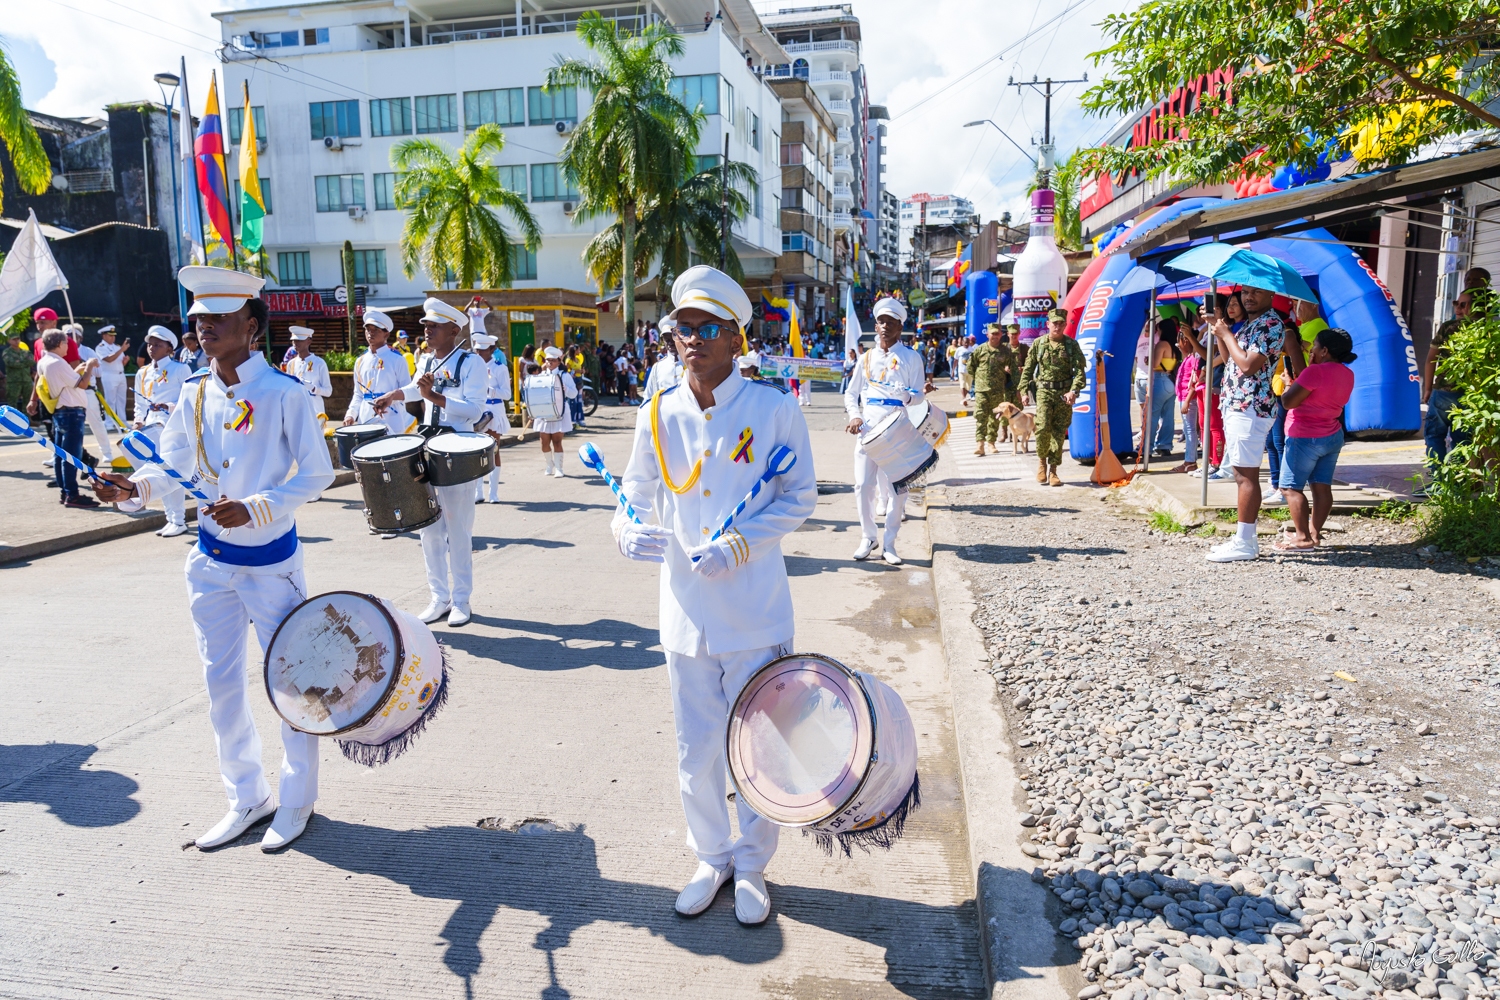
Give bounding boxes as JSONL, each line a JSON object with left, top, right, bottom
{"left": 995, "top": 401, "right": 1035, "bottom": 455}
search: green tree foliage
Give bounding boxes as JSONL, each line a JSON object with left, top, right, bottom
{"left": 548, "top": 13, "right": 700, "bottom": 333}
{"left": 393, "top": 124, "right": 542, "bottom": 289}
{"left": 0, "top": 41, "right": 50, "bottom": 212}
{"left": 1420, "top": 313, "right": 1500, "bottom": 556}
{"left": 1029, "top": 151, "right": 1084, "bottom": 250}
{"left": 1079, "top": 0, "right": 1500, "bottom": 182}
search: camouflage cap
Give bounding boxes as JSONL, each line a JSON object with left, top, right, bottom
{"left": 1047, "top": 307, "right": 1069, "bottom": 322}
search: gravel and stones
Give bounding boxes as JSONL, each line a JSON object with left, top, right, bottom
{"left": 950, "top": 487, "right": 1500, "bottom": 1000}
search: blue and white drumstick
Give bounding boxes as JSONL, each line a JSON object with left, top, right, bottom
{"left": 120, "top": 431, "right": 213, "bottom": 503}
{"left": 577, "top": 442, "right": 642, "bottom": 524}
{"left": 693, "top": 445, "right": 797, "bottom": 564}
{"left": 0, "top": 404, "right": 101, "bottom": 482}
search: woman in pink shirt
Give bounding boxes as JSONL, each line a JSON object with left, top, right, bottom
{"left": 1275, "top": 327, "right": 1357, "bottom": 551}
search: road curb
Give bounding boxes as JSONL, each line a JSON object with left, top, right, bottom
{"left": 925, "top": 473, "right": 1073, "bottom": 1000}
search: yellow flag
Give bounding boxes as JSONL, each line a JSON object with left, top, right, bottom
{"left": 238, "top": 82, "right": 266, "bottom": 252}
{"left": 789, "top": 302, "right": 804, "bottom": 358}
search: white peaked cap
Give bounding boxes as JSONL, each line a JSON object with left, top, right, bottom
{"left": 472, "top": 333, "right": 498, "bottom": 349}
{"left": 180, "top": 265, "right": 265, "bottom": 316}
{"left": 362, "top": 308, "right": 393, "bottom": 332}
{"left": 288, "top": 325, "right": 315, "bottom": 340}
{"left": 98, "top": 324, "right": 117, "bottom": 335}
{"left": 543, "top": 345, "right": 563, "bottom": 359}
{"left": 736, "top": 354, "right": 759, "bottom": 369}
{"left": 145, "top": 325, "right": 178, "bottom": 348}
{"left": 872, "top": 297, "right": 908, "bottom": 323}
{"left": 421, "top": 297, "right": 468, "bottom": 326}
{"left": 670, "top": 265, "right": 752, "bottom": 329}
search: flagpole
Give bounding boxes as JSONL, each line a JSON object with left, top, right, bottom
{"left": 215, "top": 70, "right": 240, "bottom": 273}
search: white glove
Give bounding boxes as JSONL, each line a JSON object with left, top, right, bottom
{"left": 618, "top": 522, "right": 671, "bottom": 563}
{"left": 690, "top": 541, "right": 732, "bottom": 579}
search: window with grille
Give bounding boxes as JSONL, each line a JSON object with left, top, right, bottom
{"left": 310, "top": 100, "right": 360, "bottom": 139}
{"left": 668, "top": 75, "right": 718, "bottom": 115}
{"left": 314, "top": 174, "right": 365, "bottom": 211}
{"left": 415, "top": 94, "right": 458, "bottom": 133}
{"left": 529, "top": 163, "right": 579, "bottom": 202}
{"left": 352, "top": 249, "right": 387, "bottom": 285}
{"left": 370, "top": 98, "right": 412, "bottom": 137}
{"left": 278, "top": 251, "right": 312, "bottom": 286}
{"left": 465, "top": 88, "right": 526, "bottom": 128}
{"left": 527, "top": 85, "right": 577, "bottom": 125}
{"left": 373, "top": 173, "right": 402, "bottom": 210}
{"left": 227, "top": 106, "right": 267, "bottom": 144}
{"left": 509, "top": 244, "right": 537, "bottom": 280}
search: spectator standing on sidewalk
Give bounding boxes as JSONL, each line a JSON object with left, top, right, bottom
{"left": 33, "top": 330, "right": 101, "bottom": 508}
{"left": 1205, "top": 285, "right": 1286, "bottom": 563}
{"left": 1275, "top": 327, "right": 1357, "bottom": 551}
{"left": 953, "top": 335, "right": 975, "bottom": 403}
{"left": 1266, "top": 300, "right": 1324, "bottom": 503}
{"left": 1422, "top": 288, "right": 1476, "bottom": 472}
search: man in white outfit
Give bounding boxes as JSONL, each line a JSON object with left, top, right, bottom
{"left": 94, "top": 266, "right": 336, "bottom": 853}
{"left": 472, "top": 332, "right": 512, "bottom": 503}
{"left": 66, "top": 324, "right": 117, "bottom": 463}
{"left": 94, "top": 325, "right": 130, "bottom": 431}
{"left": 129, "top": 326, "right": 191, "bottom": 537}
{"left": 373, "top": 297, "right": 487, "bottom": 627}
{"left": 642, "top": 336, "right": 683, "bottom": 398}
{"left": 344, "top": 308, "right": 410, "bottom": 435}
{"left": 843, "top": 296, "right": 932, "bottom": 566}
{"left": 285, "top": 326, "right": 332, "bottom": 424}
{"left": 613, "top": 265, "right": 817, "bottom": 926}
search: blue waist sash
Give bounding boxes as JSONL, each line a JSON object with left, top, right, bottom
{"left": 485, "top": 398, "right": 505, "bottom": 405}
{"left": 865, "top": 397, "right": 904, "bottom": 406}
{"left": 360, "top": 391, "right": 380, "bottom": 401}
{"left": 199, "top": 525, "right": 299, "bottom": 566}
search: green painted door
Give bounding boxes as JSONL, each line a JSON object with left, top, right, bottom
{"left": 510, "top": 322, "right": 535, "bottom": 362}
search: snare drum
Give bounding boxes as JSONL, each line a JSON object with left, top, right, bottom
{"left": 424, "top": 432, "right": 495, "bottom": 487}
{"left": 727, "top": 653, "right": 919, "bottom": 856}
{"left": 335, "top": 422, "right": 388, "bottom": 470}
{"left": 522, "top": 374, "right": 565, "bottom": 422}
{"left": 906, "top": 400, "right": 951, "bottom": 450}
{"left": 859, "top": 407, "right": 937, "bottom": 490}
{"left": 264, "top": 591, "right": 449, "bottom": 766}
{"left": 351, "top": 434, "right": 440, "bottom": 534}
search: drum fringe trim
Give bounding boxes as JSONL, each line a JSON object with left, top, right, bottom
{"left": 805, "top": 773, "right": 921, "bottom": 857}
{"left": 336, "top": 644, "right": 452, "bottom": 767}
{"left": 891, "top": 450, "right": 939, "bottom": 492}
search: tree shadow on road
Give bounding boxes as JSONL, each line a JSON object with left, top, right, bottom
{"left": 295, "top": 817, "right": 989, "bottom": 1000}
{"left": 932, "top": 541, "right": 1126, "bottom": 564}
{"left": 0, "top": 743, "right": 140, "bottom": 827}
{"left": 441, "top": 616, "right": 664, "bottom": 672}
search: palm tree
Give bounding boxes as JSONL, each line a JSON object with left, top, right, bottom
{"left": 582, "top": 162, "right": 755, "bottom": 295}
{"left": 393, "top": 123, "right": 542, "bottom": 289}
{"left": 548, "top": 13, "right": 700, "bottom": 335}
{"left": 0, "top": 40, "right": 51, "bottom": 212}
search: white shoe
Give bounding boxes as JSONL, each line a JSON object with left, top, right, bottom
{"left": 1265, "top": 489, "right": 1284, "bottom": 504}
{"left": 488, "top": 493, "right": 500, "bottom": 504}
{"left": 261, "top": 803, "right": 315, "bottom": 852}
{"left": 874, "top": 502, "right": 889, "bottom": 517}
{"left": 1206, "top": 536, "right": 1259, "bottom": 562}
{"left": 196, "top": 797, "right": 275, "bottom": 849}
{"left": 418, "top": 601, "right": 450, "bottom": 624}
{"left": 447, "top": 605, "right": 471, "bottom": 627}
{"left": 475, "top": 492, "right": 484, "bottom": 503}
{"left": 852, "top": 538, "right": 876, "bottom": 561}
{"left": 159, "top": 521, "right": 187, "bottom": 537}
{"left": 675, "top": 861, "right": 733, "bottom": 916}
{"left": 882, "top": 547, "right": 903, "bottom": 566}
{"left": 551, "top": 467, "right": 566, "bottom": 478}
{"left": 734, "top": 871, "right": 771, "bottom": 925}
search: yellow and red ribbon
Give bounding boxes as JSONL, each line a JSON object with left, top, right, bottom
{"left": 230, "top": 399, "right": 254, "bottom": 434}
{"left": 732, "top": 427, "right": 755, "bottom": 465}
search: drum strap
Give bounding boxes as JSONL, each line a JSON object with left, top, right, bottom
{"left": 419, "top": 349, "right": 468, "bottom": 435}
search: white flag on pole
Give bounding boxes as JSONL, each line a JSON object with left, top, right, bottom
{"left": 0, "top": 209, "right": 68, "bottom": 328}
{"left": 179, "top": 56, "right": 206, "bottom": 264}
{"left": 843, "top": 284, "right": 862, "bottom": 355}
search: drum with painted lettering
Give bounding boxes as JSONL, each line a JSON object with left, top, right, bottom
{"left": 726, "top": 653, "right": 919, "bottom": 856}
{"left": 351, "top": 434, "right": 440, "bottom": 533}
{"left": 423, "top": 432, "right": 496, "bottom": 487}
{"left": 264, "top": 591, "right": 450, "bottom": 766}
{"left": 906, "top": 400, "right": 951, "bottom": 450}
{"left": 859, "top": 406, "right": 937, "bottom": 490}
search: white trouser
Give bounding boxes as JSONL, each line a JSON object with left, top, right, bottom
{"left": 127, "top": 423, "right": 186, "bottom": 525}
{"left": 185, "top": 547, "right": 320, "bottom": 810}
{"left": 353, "top": 399, "right": 410, "bottom": 436}
{"left": 99, "top": 375, "right": 127, "bottom": 431}
{"left": 477, "top": 465, "right": 501, "bottom": 501}
{"left": 854, "top": 440, "right": 904, "bottom": 550}
{"left": 83, "top": 390, "right": 115, "bottom": 461}
{"left": 421, "top": 481, "right": 477, "bottom": 607}
{"left": 667, "top": 642, "right": 786, "bottom": 872}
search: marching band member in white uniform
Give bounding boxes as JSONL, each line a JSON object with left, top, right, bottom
{"left": 129, "top": 325, "right": 191, "bottom": 537}
{"left": 843, "top": 296, "right": 933, "bottom": 566}
{"left": 344, "top": 308, "right": 410, "bottom": 435}
{"left": 373, "top": 297, "right": 487, "bottom": 627}
{"left": 67, "top": 324, "right": 117, "bottom": 463}
{"left": 613, "top": 265, "right": 817, "bottom": 926}
{"left": 94, "top": 325, "right": 129, "bottom": 432}
{"left": 472, "top": 332, "right": 512, "bottom": 503}
{"left": 642, "top": 335, "right": 684, "bottom": 398}
{"left": 284, "top": 326, "right": 332, "bottom": 424}
{"left": 94, "top": 267, "right": 335, "bottom": 853}
{"left": 528, "top": 345, "right": 577, "bottom": 477}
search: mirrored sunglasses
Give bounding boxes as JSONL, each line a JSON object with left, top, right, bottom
{"left": 673, "top": 321, "right": 731, "bottom": 340}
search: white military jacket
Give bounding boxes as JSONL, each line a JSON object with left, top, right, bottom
{"left": 285, "top": 352, "right": 332, "bottom": 416}
{"left": 347, "top": 345, "right": 408, "bottom": 422}
{"left": 399, "top": 347, "right": 487, "bottom": 431}
{"left": 483, "top": 354, "right": 513, "bottom": 404}
{"left": 133, "top": 357, "right": 191, "bottom": 429}
{"left": 616, "top": 369, "right": 817, "bottom": 656}
{"left": 843, "top": 342, "right": 927, "bottom": 423}
{"left": 642, "top": 354, "right": 684, "bottom": 398}
{"left": 120, "top": 353, "right": 335, "bottom": 568}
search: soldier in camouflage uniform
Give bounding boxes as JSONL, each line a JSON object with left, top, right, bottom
{"left": 1018, "top": 308, "right": 1088, "bottom": 486}
{"left": 3, "top": 331, "right": 35, "bottom": 414}
{"left": 968, "top": 323, "right": 1019, "bottom": 454}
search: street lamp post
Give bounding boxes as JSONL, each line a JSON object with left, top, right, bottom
{"left": 154, "top": 71, "right": 189, "bottom": 330}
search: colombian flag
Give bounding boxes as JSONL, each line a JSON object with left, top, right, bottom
{"left": 196, "top": 73, "right": 234, "bottom": 250}
{"left": 238, "top": 82, "right": 266, "bottom": 253}
{"left": 760, "top": 290, "right": 790, "bottom": 322}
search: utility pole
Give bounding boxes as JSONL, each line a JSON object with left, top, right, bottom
{"left": 1008, "top": 74, "right": 1088, "bottom": 188}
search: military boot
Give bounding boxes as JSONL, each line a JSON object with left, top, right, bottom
{"left": 1048, "top": 464, "right": 1064, "bottom": 487}
{"left": 1036, "top": 456, "right": 1048, "bottom": 483}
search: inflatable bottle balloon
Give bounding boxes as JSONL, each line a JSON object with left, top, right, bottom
{"left": 1011, "top": 188, "right": 1070, "bottom": 344}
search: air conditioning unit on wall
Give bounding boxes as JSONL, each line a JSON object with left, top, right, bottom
{"left": 323, "top": 135, "right": 343, "bottom": 150}
{"left": 562, "top": 201, "right": 576, "bottom": 214}
{"left": 348, "top": 206, "right": 366, "bottom": 220}
{"left": 554, "top": 120, "right": 575, "bottom": 135}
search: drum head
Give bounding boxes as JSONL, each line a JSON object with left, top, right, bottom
{"left": 727, "top": 654, "right": 875, "bottom": 826}
{"left": 264, "top": 592, "right": 403, "bottom": 735}
{"left": 352, "top": 434, "right": 425, "bottom": 461}
{"left": 338, "top": 423, "right": 388, "bottom": 438}
{"left": 427, "top": 432, "right": 494, "bottom": 455}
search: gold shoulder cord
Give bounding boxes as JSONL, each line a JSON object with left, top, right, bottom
{"left": 649, "top": 389, "right": 702, "bottom": 495}
{"left": 193, "top": 375, "right": 219, "bottom": 486}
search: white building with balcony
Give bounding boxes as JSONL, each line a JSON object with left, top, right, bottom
{"left": 211, "top": 0, "right": 787, "bottom": 339}
{"left": 899, "top": 192, "right": 976, "bottom": 273}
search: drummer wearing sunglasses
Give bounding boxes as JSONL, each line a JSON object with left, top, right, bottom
{"left": 610, "top": 265, "right": 818, "bottom": 926}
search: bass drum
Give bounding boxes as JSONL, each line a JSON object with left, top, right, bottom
{"left": 351, "top": 434, "right": 440, "bottom": 534}
{"left": 727, "top": 653, "right": 919, "bottom": 857}
{"left": 522, "top": 374, "right": 565, "bottom": 422}
{"left": 424, "top": 432, "right": 495, "bottom": 487}
{"left": 859, "top": 406, "right": 937, "bottom": 491}
{"left": 335, "top": 422, "right": 388, "bottom": 470}
{"left": 264, "top": 591, "right": 449, "bottom": 765}
{"left": 907, "top": 400, "right": 951, "bottom": 450}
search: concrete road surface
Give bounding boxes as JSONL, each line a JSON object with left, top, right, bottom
{"left": 0, "top": 384, "right": 990, "bottom": 999}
